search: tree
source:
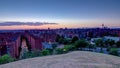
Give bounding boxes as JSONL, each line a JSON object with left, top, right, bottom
{"left": 55, "top": 34, "right": 66, "bottom": 44}
{"left": 55, "top": 34, "right": 61, "bottom": 42}
{"left": 94, "top": 39, "right": 104, "bottom": 47}
{"left": 63, "top": 38, "right": 71, "bottom": 45}
{"left": 108, "top": 40, "right": 115, "bottom": 47}
{"left": 71, "top": 36, "right": 79, "bottom": 44}
{"left": 56, "top": 35, "right": 70, "bottom": 44}
{"left": 104, "top": 40, "right": 109, "bottom": 47}
{"left": 74, "top": 39, "right": 89, "bottom": 49}
{"left": 58, "top": 38, "right": 64, "bottom": 44}
{"left": 116, "top": 41, "right": 120, "bottom": 47}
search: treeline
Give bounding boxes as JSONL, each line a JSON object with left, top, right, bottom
{"left": 0, "top": 35, "right": 120, "bottom": 65}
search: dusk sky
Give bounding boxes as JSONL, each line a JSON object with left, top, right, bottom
{"left": 0, "top": 0, "right": 120, "bottom": 29}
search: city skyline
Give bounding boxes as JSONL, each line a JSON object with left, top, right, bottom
{"left": 0, "top": 0, "right": 120, "bottom": 29}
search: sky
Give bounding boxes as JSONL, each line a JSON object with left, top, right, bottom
{"left": 0, "top": 0, "right": 120, "bottom": 29}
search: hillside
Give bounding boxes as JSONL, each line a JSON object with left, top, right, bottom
{"left": 0, "top": 51, "right": 120, "bottom": 68}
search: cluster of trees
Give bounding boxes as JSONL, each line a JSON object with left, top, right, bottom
{"left": 90, "top": 39, "right": 120, "bottom": 56}
{"left": 55, "top": 35, "right": 89, "bottom": 54}
{"left": 56, "top": 35, "right": 120, "bottom": 56}
{"left": 56, "top": 35, "right": 81, "bottom": 45}
{"left": 56, "top": 35, "right": 89, "bottom": 50}
{"left": 94, "top": 39, "right": 120, "bottom": 48}
{"left": 55, "top": 35, "right": 71, "bottom": 45}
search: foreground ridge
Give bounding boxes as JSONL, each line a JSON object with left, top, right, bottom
{"left": 0, "top": 51, "right": 120, "bottom": 68}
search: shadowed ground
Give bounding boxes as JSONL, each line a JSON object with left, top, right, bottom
{"left": 0, "top": 51, "right": 120, "bottom": 68}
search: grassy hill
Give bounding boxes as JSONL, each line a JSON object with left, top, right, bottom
{"left": 0, "top": 51, "right": 120, "bottom": 68}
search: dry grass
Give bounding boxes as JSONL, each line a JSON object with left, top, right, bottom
{"left": 0, "top": 51, "right": 120, "bottom": 68}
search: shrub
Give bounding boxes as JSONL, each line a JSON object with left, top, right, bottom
{"left": 100, "top": 50, "right": 104, "bottom": 53}
{"left": 41, "top": 49, "right": 50, "bottom": 56}
{"left": 87, "top": 44, "right": 96, "bottom": 49}
{"left": 21, "top": 52, "right": 33, "bottom": 59}
{"left": 20, "top": 50, "right": 41, "bottom": 59}
{"left": 64, "top": 45, "right": 75, "bottom": 51}
{"left": 109, "top": 48, "right": 119, "bottom": 56}
{"left": 32, "top": 50, "right": 41, "bottom": 57}
{"left": 0, "top": 54, "right": 15, "bottom": 64}
{"left": 22, "top": 52, "right": 32, "bottom": 59}
{"left": 55, "top": 48, "right": 64, "bottom": 54}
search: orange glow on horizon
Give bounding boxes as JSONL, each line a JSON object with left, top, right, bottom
{"left": 0, "top": 22, "right": 120, "bottom": 30}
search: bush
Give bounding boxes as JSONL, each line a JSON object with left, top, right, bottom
{"left": 64, "top": 45, "right": 76, "bottom": 51}
{"left": 47, "top": 48, "right": 54, "bottom": 55}
{"left": 55, "top": 48, "right": 64, "bottom": 54}
{"left": 41, "top": 49, "right": 50, "bottom": 56}
{"left": 87, "top": 44, "right": 96, "bottom": 49}
{"left": 31, "top": 50, "right": 41, "bottom": 57}
{"left": 109, "top": 48, "right": 119, "bottom": 56}
{"left": 100, "top": 50, "right": 104, "bottom": 53}
{"left": 0, "top": 54, "right": 15, "bottom": 64}
{"left": 20, "top": 50, "right": 41, "bottom": 59}
{"left": 22, "top": 52, "right": 32, "bottom": 59}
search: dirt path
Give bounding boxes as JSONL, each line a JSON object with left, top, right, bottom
{"left": 0, "top": 51, "right": 120, "bottom": 68}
